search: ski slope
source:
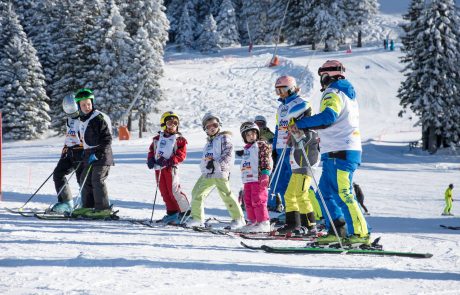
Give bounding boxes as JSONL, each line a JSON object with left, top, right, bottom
{"left": 1, "top": 43, "right": 460, "bottom": 293}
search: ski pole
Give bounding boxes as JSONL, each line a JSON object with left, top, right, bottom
{"left": 300, "top": 132, "right": 344, "bottom": 249}
{"left": 72, "top": 164, "right": 93, "bottom": 210}
{"left": 19, "top": 171, "right": 54, "bottom": 210}
{"left": 149, "top": 168, "right": 163, "bottom": 223}
{"left": 269, "top": 133, "right": 291, "bottom": 204}
{"left": 55, "top": 161, "right": 82, "bottom": 200}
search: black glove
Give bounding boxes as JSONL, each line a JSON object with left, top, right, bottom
{"left": 235, "top": 150, "right": 244, "bottom": 157}
{"left": 147, "top": 157, "right": 156, "bottom": 169}
{"left": 206, "top": 159, "right": 215, "bottom": 174}
{"left": 157, "top": 156, "right": 173, "bottom": 167}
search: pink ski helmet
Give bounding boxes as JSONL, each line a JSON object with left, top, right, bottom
{"left": 318, "top": 60, "right": 345, "bottom": 78}
{"left": 275, "top": 75, "right": 297, "bottom": 96}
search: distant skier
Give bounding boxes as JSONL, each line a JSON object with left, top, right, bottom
{"left": 72, "top": 88, "right": 115, "bottom": 218}
{"left": 268, "top": 76, "right": 308, "bottom": 212}
{"left": 442, "top": 184, "right": 454, "bottom": 216}
{"left": 390, "top": 39, "right": 395, "bottom": 51}
{"left": 353, "top": 182, "right": 369, "bottom": 215}
{"left": 49, "top": 95, "right": 84, "bottom": 214}
{"left": 185, "top": 113, "right": 245, "bottom": 230}
{"left": 293, "top": 60, "right": 370, "bottom": 245}
{"left": 254, "top": 115, "right": 274, "bottom": 144}
{"left": 383, "top": 39, "right": 388, "bottom": 50}
{"left": 238, "top": 121, "right": 272, "bottom": 233}
{"left": 147, "top": 111, "right": 190, "bottom": 224}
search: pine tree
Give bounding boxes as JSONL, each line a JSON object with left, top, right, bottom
{"left": 400, "top": 0, "right": 425, "bottom": 64}
{"left": 0, "top": 4, "right": 51, "bottom": 140}
{"left": 398, "top": 0, "right": 460, "bottom": 152}
{"left": 344, "top": 0, "right": 379, "bottom": 47}
{"left": 216, "top": 0, "right": 240, "bottom": 47}
{"left": 175, "top": 4, "right": 195, "bottom": 51}
{"left": 196, "top": 14, "right": 221, "bottom": 53}
{"left": 241, "top": 0, "right": 271, "bottom": 45}
{"left": 309, "top": 0, "right": 347, "bottom": 51}
{"left": 94, "top": 0, "right": 136, "bottom": 122}
{"left": 266, "top": 0, "right": 286, "bottom": 44}
{"left": 165, "top": 0, "right": 184, "bottom": 42}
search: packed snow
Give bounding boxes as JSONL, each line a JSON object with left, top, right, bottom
{"left": 1, "top": 43, "right": 460, "bottom": 294}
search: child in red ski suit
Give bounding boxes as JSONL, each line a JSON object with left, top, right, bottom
{"left": 147, "top": 111, "right": 189, "bottom": 224}
{"left": 239, "top": 121, "right": 272, "bottom": 233}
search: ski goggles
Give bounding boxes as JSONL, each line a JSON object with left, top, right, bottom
{"left": 205, "top": 122, "right": 219, "bottom": 130}
{"left": 275, "top": 86, "right": 290, "bottom": 95}
{"left": 166, "top": 119, "right": 179, "bottom": 127}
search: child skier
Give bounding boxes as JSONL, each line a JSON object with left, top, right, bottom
{"left": 442, "top": 184, "right": 454, "bottom": 216}
{"left": 49, "top": 95, "right": 84, "bottom": 214}
{"left": 185, "top": 113, "right": 245, "bottom": 230}
{"left": 268, "top": 75, "right": 306, "bottom": 212}
{"left": 147, "top": 111, "right": 190, "bottom": 224}
{"left": 238, "top": 122, "right": 272, "bottom": 233}
{"left": 274, "top": 102, "right": 319, "bottom": 237}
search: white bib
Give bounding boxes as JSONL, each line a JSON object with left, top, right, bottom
{"left": 275, "top": 96, "right": 308, "bottom": 150}
{"left": 79, "top": 110, "right": 112, "bottom": 150}
{"left": 240, "top": 143, "right": 259, "bottom": 183}
{"left": 155, "top": 132, "right": 177, "bottom": 160}
{"left": 318, "top": 89, "right": 362, "bottom": 153}
{"left": 64, "top": 117, "right": 81, "bottom": 147}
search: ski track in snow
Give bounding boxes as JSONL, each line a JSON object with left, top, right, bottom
{"left": 1, "top": 43, "right": 460, "bottom": 293}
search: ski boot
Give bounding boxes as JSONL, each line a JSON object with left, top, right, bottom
{"left": 316, "top": 217, "right": 347, "bottom": 245}
{"left": 48, "top": 200, "right": 74, "bottom": 214}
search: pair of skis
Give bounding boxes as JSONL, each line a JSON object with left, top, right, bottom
{"left": 240, "top": 241, "right": 433, "bottom": 258}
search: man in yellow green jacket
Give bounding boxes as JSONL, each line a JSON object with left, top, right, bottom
{"left": 442, "top": 184, "right": 454, "bottom": 216}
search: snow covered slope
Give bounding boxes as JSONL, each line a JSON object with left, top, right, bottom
{"left": 1, "top": 41, "right": 460, "bottom": 293}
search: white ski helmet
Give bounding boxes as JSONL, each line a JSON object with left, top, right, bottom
{"left": 201, "top": 112, "right": 222, "bottom": 131}
{"left": 62, "top": 94, "right": 79, "bottom": 118}
{"left": 240, "top": 121, "right": 260, "bottom": 143}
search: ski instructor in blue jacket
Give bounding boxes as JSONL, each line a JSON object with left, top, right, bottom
{"left": 293, "top": 60, "right": 370, "bottom": 245}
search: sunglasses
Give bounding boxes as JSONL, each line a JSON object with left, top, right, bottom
{"left": 275, "top": 86, "right": 289, "bottom": 95}
{"left": 205, "top": 122, "right": 219, "bottom": 130}
{"left": 166, "top": 119, "right": 179, "bottom": 127}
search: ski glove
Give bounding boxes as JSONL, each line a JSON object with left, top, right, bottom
{"left": 206, "top": 159, "right": 216, "bottom": 174}
{"left": 235, "top": 150, "right": 244, "bottom": 157}
{"left": 88, "top": 153, "right": 98, "bottom": 164}
{"left": 156, "top": 156, "right": 173, "bottom": 167}
{"left": 147, "top": 157, "right": 156, "bottom": 169}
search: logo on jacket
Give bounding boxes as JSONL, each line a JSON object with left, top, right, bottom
{"left": 280, "top": 106, "right": 289, "bottom": 117}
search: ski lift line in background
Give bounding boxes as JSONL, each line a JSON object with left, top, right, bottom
{"left": 270, "top": 0, "right": 291, "bottom": 67}
{"left": 118, "top": 81, "right": 146, "bottom": 140}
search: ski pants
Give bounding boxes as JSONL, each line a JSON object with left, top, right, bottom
{"left": 155, "top": 167, "right": 189, "bottom": 214}
{"left": 284, "top": 173, "right": 313, "bottom": 214}
{"left": 243, "top": 176, "right": 269, "bottom": 224}
{"left": 268, "top": 147, "right": 292, "bottom": 209}
{"left": 53, "top": 157, "right": 83, "bottom": 202}
{"left": 191, "top": 176, "right": 243, "bottom": 222}
{"left": 318, "top": 158, "right": 369, "bottom": 237}
{"left": 80, "top": 165, "right": 110, "bottom": 210}
{"left": 444, "top": 197, "right": 453, "bottom": 214}
{"left": 309, "top": 187, "right": 323, "bottom": 220}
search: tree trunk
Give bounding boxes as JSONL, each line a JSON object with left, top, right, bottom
{"left": 142, "top": 112, "right": 147, "bottom": 132}
{"left": 138, "top": 112, "right": 143, "bottom": 138}
{"left": 357, "top": 30, "right": 362, "bottom": 48}
{"left": 427, "top": 125, "right": 438, "bottom": 154}
{"left": 312, "top": 42, "right": 316, "bottom": 50}
{"left": 127, "top": 113, "right": 132, "bottom": 131}
{"left": 357, "top": 21, "right": 362, "bottom": 48}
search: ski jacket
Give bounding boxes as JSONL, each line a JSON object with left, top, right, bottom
{"left": 295, "top": 79, "right": 362, "bottom": 163}
{"left": 445, "top": 187, "right": 453, "bottom": 200}
{"left": 79, "top": 109, "right": 114, "bottom": 166}
{"left": 200, "top": 131, "right": 234, "bottom": 179}
{"left": 147, "top": 131, "right": 187, "bottom": 170}
{"left": 259, "top": 127, "right": 274, "bottom": 144}
{"left": 273, "top": 93, "right": 308, "bottom": 151}
{"left": 288, "top": 130, "right": 319, "bottom": 176}
{"left": 240, "top": 140, "right": 272, "bottom": 184}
